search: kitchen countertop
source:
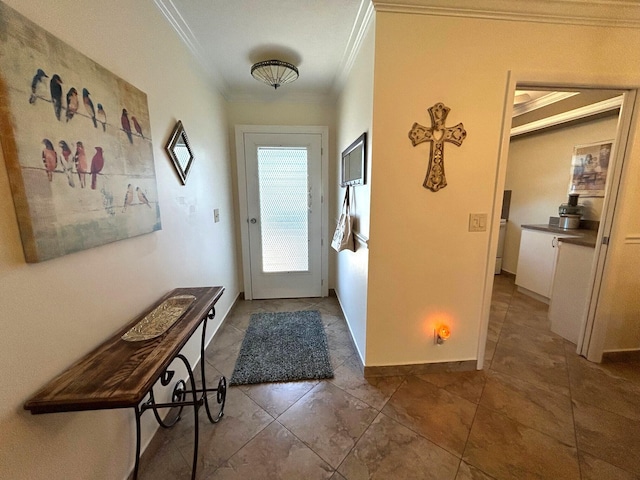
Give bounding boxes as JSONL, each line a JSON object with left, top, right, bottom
{"left": 521, "top": 224, "right": 598, "bottom": 248}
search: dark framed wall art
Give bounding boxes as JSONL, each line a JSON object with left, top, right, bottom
{"left": 341, "top": 132, "right": 366, "bottom": 187}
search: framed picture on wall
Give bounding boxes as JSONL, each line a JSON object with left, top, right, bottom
{"left": 340, "top": 132, "right": 366, "bottom": 186}
{"left": 568, "top": 140, "right": 613, "bottom": 197}
{"left": 0, "top": 2, "right": 161, "bottom": 263}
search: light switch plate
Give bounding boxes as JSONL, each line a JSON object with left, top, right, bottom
{"left": 469, "top": 213, "right": 487, "bottom": 232}
{"left": 214, "top": 209, "right": 220, "bottom": 223}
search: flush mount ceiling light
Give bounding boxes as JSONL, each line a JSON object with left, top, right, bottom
{"left": 251, "top": 59, "right": 299, "bottom": 90}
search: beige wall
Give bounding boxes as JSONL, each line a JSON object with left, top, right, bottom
{"left": 366, "top": 11, "right": 640, "bottom": 366}
{"left": 334, "top": 19, "right": 376, "bottom": 360}
{"left": 502, "top": 115, "right": 619, "bottom": 274}
{"left": 0, "top": 1, "right": 238, "bottom": 479}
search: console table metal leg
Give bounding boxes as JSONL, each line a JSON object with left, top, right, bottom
{"left": 147, "top": 380, "right": 186, "bottom": 429}
{"left": 176, "top": 353, "right": 200, "bottom": 480}
{"left": 133, "top": 405, "right": 142, "bottom": 480}
{"left": 200, "top": 308, "right": 226, "bottom": 423}
{"left": 135, "top": 354, "right": 202, "bottom": 480}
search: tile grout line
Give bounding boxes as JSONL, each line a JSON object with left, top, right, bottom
{"left": 377, "top": 376, "right": 473, "bottom": 460}
{"left": 209, "top": 389, "right": 277, "bottom": 476}
{"left": 563, "top": 341, "right": 584, "bottom": 480}
{"left": 331, "top": 409, "right": 384, "bottom": 476}
{"left": 310, "top": 379, "right": 386, "bottom": 469}
{"left": 457, "top": 361, "right": 490, "bottom": 478}
{"left": 272, "top": 418, "right": 336, "bottom": 474}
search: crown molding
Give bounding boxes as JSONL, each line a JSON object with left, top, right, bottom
{"left": 331, "top": 0, "right": 376, "bottom": 99}
{"left": 513, "top": 92, "right": 580, "bottom": 117}
{"left": 511, "top": 95, "right": 623, "bottom": 136}
{"left": 154, "top": 0, "right": 231, "bottom": 99}
{"left": 372, "top": 0, "right": 640, "bottom": 28}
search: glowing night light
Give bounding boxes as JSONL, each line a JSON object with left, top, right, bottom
{"left": 436, "top": 325, "right": 451, "bottom": 344}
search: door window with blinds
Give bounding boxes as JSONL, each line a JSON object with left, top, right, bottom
{"left": 257, "top": 147, "right": 309, "bottom": 272}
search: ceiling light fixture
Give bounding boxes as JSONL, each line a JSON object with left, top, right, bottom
{"left": 251, "top": 59, "right": 299, "bottom": 90}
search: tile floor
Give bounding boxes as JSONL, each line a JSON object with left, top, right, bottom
{"left": 138, "top": 274, "right": 640, "bottom": 479}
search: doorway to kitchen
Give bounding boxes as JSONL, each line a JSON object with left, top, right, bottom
{"left": 479, "top": 81, "right": 637, "bottom": 367}
{"left": 235, "top": 125, "right": 329, "bottom": 300}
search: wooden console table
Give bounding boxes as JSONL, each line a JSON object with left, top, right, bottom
{"left": 24, "top": 286, "right": 227, "bottom": 480}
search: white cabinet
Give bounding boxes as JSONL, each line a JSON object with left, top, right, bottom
{"left": 515, "top": 229, "right": 574, "bottom": 300}
{"left": 549, "top": 242, "right": 594, "bottom": 344}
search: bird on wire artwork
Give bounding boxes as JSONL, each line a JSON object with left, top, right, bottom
{"left": 65, "top": 87, "right": 78, "bottom": 122}
{"left": 41, "top": 139, "right": 57, "bottom": 182}
{"left": 29, "top": 68, "right": 48, "bottom": 104}
{"left": 121, "top": 108, "right": 133, "bottom": 143}
{"left": 0, "top": 0, "right": 160, "bottom": 263}
{"left": 136, "top": 187, "right": 151, "bottom": 208}
{"left": 49, "top": 74, "right": 63, "bottom": 121}
{"left": 97, "top": 103, "right": 106, "bottom": 131}
{"left": 131, "top": 115, "right": 143, "bottom": 138}
{"left": 122, "top": 184, "right": 134, "bottom": 212}
{"left": 90, "top": 146, "right": 104, "bottom": 190}
{"left": 27, "top": 69, "right": 152, "bottom": 150}
{"left": 25, "top": 71, "right": 156, "bottom": 204}
{"left": 74, "top": 141, "right": 88, "bottom": 188}
{"left": 28, "top": 73, "right": 111, "bottom": 133}
{"left": 121, "top": 184, "right": 153, "bottom": 211}
{"left": 58, "top": 140, "right": 75, "bottom": 188}
{"left": 82, "top": 88, "right": 97, "bottom": 128}
{"left": 37, "top": 138, "right": 108, "bottom": 190}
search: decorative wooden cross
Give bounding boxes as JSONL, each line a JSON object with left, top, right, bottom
{"left": 408, "top": 103, "right": 467, "bottom": 192}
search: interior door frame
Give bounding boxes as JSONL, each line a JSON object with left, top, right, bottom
{"left": 477, "top": 70, "right": 639, "bottom": 368}
{"left": 235, "top": 125, "right": 329, "bottom": 300}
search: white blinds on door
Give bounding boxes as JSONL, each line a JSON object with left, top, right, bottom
{"left": 257, "top": 147, "right": 309, "bottom": 273}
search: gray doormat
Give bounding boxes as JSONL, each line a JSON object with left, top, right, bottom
{"left": 229, "top": 310, "right": 334, "bottom": 386}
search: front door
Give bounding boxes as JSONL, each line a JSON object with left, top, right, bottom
{"left": 241, "top": 132, "right": 323, "bottom": 299}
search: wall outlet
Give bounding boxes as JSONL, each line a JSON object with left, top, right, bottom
{"left": 469, "top": 213, "right": 487, "bottom": 232}
{"left": 214, "top": 208, "right": 220, "bottom": 223}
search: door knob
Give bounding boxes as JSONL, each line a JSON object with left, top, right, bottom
{"left": 250, "top": 218, "right": 257, "bottom": 224}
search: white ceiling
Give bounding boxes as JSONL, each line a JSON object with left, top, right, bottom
{"left": 154, "top": 0, "right": 640, "bottom": 104}
{"left": 155, "top": 0, "right": 370, "bottom": 103}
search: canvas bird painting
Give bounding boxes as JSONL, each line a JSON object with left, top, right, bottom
{"left": 0, "top": 1, "right": 161, "bottom": 262}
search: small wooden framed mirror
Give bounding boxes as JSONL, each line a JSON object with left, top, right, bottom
{"left": 166, "top": 120, "right": 194, "bottom": 185}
